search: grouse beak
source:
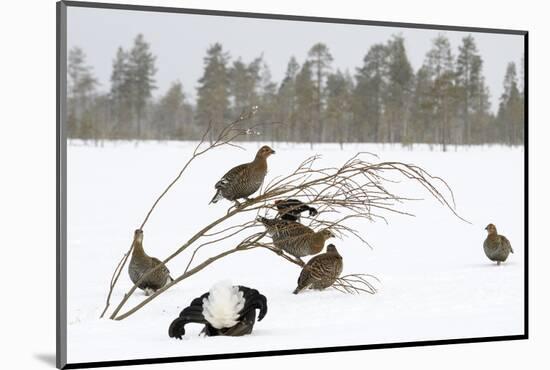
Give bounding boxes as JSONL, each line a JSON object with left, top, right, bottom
{"left": 270, "top": 149, "right": 276, "bottom": 155}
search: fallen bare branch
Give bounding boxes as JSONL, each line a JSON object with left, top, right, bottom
{"left": 100, "top": 111, "right": 264, "bottom": 318}
{"left": 333, "top": 274, "right": 380, "bottom": 294}
{"left": 102, "top": 109, "right": 468, "bottom": 321}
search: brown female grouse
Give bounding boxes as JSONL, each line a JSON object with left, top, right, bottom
{"left": 128, "top": 229, "right": 173, "bottom": 295}
{"left": 293, "top": 244, "right": 343, "bottom": 294}
{"left": 210, "top": 145, "right": 275, "bottom": 204}
{"left": 257, "top": 216, "right": 334, "bottom": 258}
{"left": 483, "top": 223, "right": 514, "bottom": 265}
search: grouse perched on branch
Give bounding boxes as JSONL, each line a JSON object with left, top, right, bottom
{"left": 210, "top": 145, "right": 275, "bottom": 204}
{"left": 293, "top": 244, "right": 343, "bottom": 294}
{"left": 168, "top": 281, "right": 268, "bottom": 338}
{"left": 275, "top": 199, "right": 318, "bottom": 222}
{"left": 483, "top": 223, "right": 514, "bottom": 265}
{"left": 257, "top": 216, "right": 335, "bottom": 258}
{"left": 128, "top": 229, "right": 174, "bottom": 295}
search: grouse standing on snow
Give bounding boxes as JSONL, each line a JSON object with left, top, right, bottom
{"left": 293, "top": 244, "right": 343, "bottom": 294}
{"left": 275, "top": 199, "right": 318, "bottom": 222}
{"left": 210, "top": 145, "right": 275, "bottom": 204}
{"left": 257, "top": 216, "right": 334, "bottom": 258}
{"left": 168, "top": 281, "right": 268, "bottom": 338}
{"left": 128, "top": 229, "right": 173, "bottom": 295}
{"left": 483, "top": 223, "right": 514, "bottom": 265}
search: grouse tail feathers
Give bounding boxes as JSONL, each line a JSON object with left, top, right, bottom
{"left": 168, "top": 285, "right": 267, "bottom": 339}
{"left": 276, "top": 199, "right": 318, "bottom": 221}
{"left": 209, "top": 189, "right": 223, "bottom": 204}
{"left": 507, "top": 239, "right": 514, "bottom": 254}
{"left": 168, "top": 295, "right": 209, "bottom": 339}
{"left": 238, "top": 286, "right": 268, "bottom": 321}
{"left": 256, "top": 216, "right": 277, "bottom": 228}
{"left": 307, "top": 206, "right": 318, "bottom": 217}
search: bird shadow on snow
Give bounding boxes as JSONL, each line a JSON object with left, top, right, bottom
{"left": 466, "top": 262, "right": 518, "bottom": 268}
{"left": 33, "top": 353, "right": 56, "bottom": 367}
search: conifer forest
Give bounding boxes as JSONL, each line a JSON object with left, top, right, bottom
{"left": 67, "top": 33, "right": 524, "bottom": 148}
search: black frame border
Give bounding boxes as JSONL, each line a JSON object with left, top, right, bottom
{"left": 56, "top": 1, "right": 529, "bottom": 369}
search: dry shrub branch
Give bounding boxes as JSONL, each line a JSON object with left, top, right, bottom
{"left": 99, "top": 109, "right": 263, "bottom": 318}
{"left": 100, "top": 110, "right": 467, "bottom": 321}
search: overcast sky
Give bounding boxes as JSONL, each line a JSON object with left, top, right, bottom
{"left": 67, "top": 6, "right": 524, "bottom": 113}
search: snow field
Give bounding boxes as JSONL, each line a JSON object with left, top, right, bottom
{"left": 66, "top": 141, "right": 524, "bottom": 363}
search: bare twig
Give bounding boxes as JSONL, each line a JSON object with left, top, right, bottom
{"left": 333, "top": 274, "right": 380, "bottom": 294}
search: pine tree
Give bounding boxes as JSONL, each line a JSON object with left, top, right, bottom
{"left": 519, "top": 55, "right": 525, "bottom": 141}
{"left": 195, "top": 43, "right": 230, "bottom": 143}
{"left": 455, "top": 35, "right": 489, "bottom": 145}
{"left": 110, "top": 47, "right": 131, "bottom": 138}
{"left": 424, "top": 34, "right": 456, "bottom": 151}
{"left": 307, "top": 43, "right": 333, "bottom": 142}
{"left": 257, "top": 62, "right": 279, "bottom": 142}
{"left": 384, "top": 35, "right": 413, "bottom": 144}
{"left": 110, "top": 47, "right": 129, "bottom": 102}
{"left": 89, "top": 93, "right": 112, "bottom": 145}
{"left": 277, "top": 57, "right": 300, "bottom": 142}
{"left": 519, "top": 55, "right": 525, "bottom": 99}
{"left": 153, "top": 81, "right": 187, "bottom": 139}
{"left": 294, "top": 61, "right": 316, "bottom": 145}
{"left": 228, "top": 56, "right": 262, "bottom": 117}
{"left": 470, "top": 76, "right": 492, "bottom": 144}
{"left": 67, "top": 46, "right": 98, "bottom": 139}
{"left": 409, "top": 66, "right": 436, "bottom": 144}
{"left": 354, "top": 43, "right": 387, "bottom": 142}
{"left": 127, "top": 34, "right": 157, "bottom": 139}
{"left": 325, "top": 69, "right": 354, "bottom": 148}
{"left": 497, "top": 62, "right": 523, "bottom": 145}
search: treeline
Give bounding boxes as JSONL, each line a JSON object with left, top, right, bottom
{"left": 67, "top": 33, "right": 524, "bottom": 148}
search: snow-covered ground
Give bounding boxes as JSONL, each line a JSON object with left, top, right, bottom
{"left": 66, "top": 141, "right": 525, "bottom": 364}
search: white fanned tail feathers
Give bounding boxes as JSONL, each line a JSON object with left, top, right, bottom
{"left": 202, "top": 280, "right": 245, "bottom": 329}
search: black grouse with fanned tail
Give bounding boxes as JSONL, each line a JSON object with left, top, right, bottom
{"left": 209, "top": 145, "right": 275, "bottom": 204}
{"left": 128, "top": 229, "right": 173, "bottom": 295}
{"left": 483, "top": 223, "right": 514, "bottom": 265}
{"left": 168, "top": 282, "right": 268, "bottom": 338}
{"left": 275, "top": 198, "right": 318, "bottom": 222}
{"left": 293, "top": 244, "right": 343, "bottom": 294}
{"left": 257, "top": 216, "right": 334, "bottom": 258}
